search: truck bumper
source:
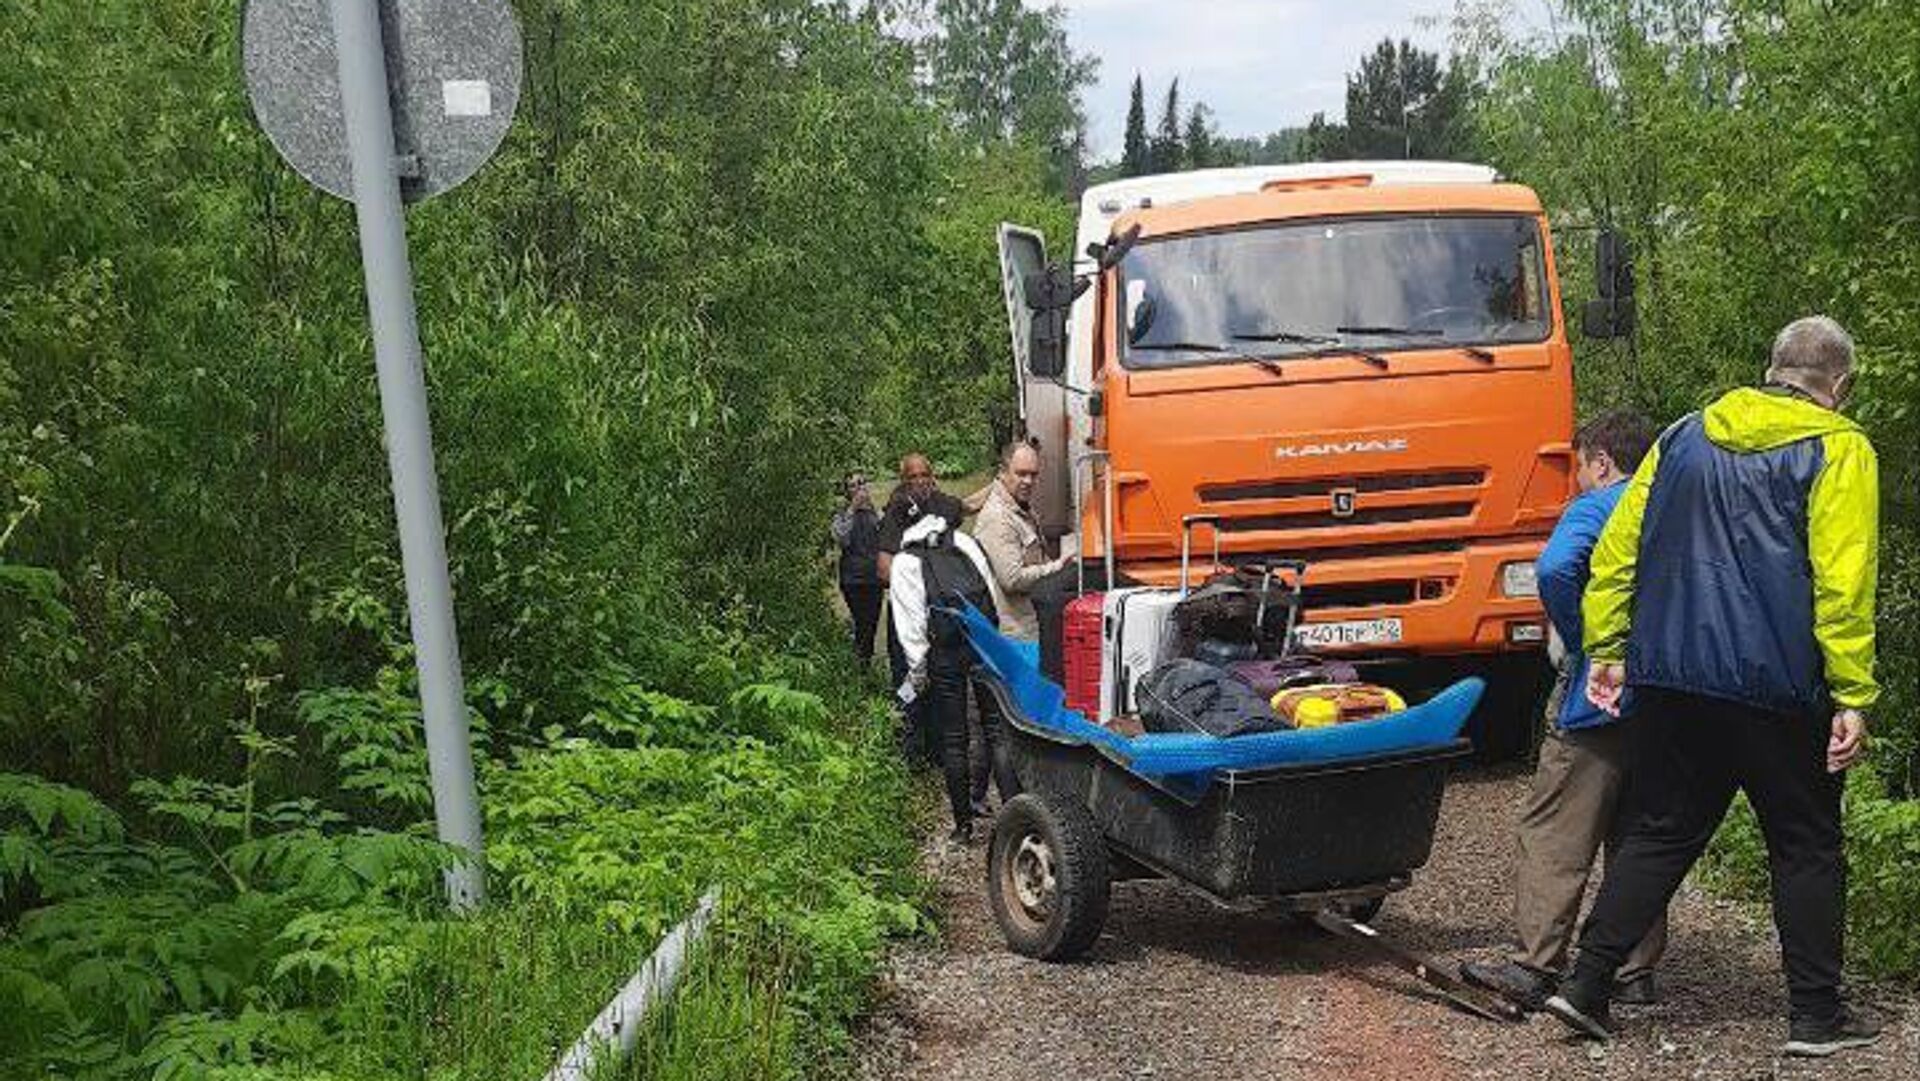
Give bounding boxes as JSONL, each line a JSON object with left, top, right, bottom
{"left": 1122, "top": 536, "right": 1551, "bottom": 656}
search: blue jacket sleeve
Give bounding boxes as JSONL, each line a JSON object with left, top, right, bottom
{"left": 1537, "top": 491, "right": 1611, "bottom": 652}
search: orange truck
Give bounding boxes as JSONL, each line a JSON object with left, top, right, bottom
{"left": 998, "top": 161, "right": 1631, "bottom": 756}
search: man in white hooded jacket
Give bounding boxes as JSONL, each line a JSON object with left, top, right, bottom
{"left": 889, "top": 515, "right": 1018, "bottom": 842}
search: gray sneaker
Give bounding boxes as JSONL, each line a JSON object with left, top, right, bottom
{"left": 1544, "top": 982, "right": 1615, "bottom": 1041}
{"left": 1460, "top": 959, "right": 1556, "bottom": 1012}
{"left": 1613, "top": 970, "right": 1659, "bottom": 1006}
{"left": 1784, "top": 1006, "right": 1883, "bottom": 1058}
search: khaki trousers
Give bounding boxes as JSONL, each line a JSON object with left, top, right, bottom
{"left": 1513, "top": 719, "right": 1669, "bottom": 977}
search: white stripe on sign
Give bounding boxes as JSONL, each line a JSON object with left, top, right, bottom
{"left": 442, "top": 80, "right": 493, "bottom": 117}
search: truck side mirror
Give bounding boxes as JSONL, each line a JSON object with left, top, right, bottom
{"left": 1583, "top": 228, "right": 1637, "bottom": 340}
{"left": 1029, "top": 307, "right": 1068, "bottom": 378}
{"left": 1085, "top": 223, "right": 1143, "bottom": 270}
{"left": 1595, "top": 229, "right": 1632, "bottom": 299}
{"left": 1023, "top": 265, "right": 1087, "bottom": 312}
{"left": 1581, "top": 297, "right": 1636, "bottom": 339}
{"left": 1022, "top": 265, "right": 1087, "bottom": 378}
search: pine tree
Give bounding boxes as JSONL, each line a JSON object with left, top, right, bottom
{"left": 1121, "top": 74, "right": 1150, "bottom": 177}
{"left": 1184, "top": 102, "right": 1215, "bottom": 170}
{"left": 1151, "top": 78, "right": 1183, "bottom": 172}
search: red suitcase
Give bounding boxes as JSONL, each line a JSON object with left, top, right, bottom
{"left": 1063, "top": 592, "right": 1105, "bottom": 719}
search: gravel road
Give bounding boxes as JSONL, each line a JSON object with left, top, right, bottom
{"left": 855, "top": 764, "right": 1916, "bottom": 1080}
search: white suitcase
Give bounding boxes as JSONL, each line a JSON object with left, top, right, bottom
{"left": 1098, "top": 587, "right": 1182, "bottom": 724}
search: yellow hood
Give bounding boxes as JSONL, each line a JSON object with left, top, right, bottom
{"left": 1701, "top": 386, "right": 1859, "bottom": 453}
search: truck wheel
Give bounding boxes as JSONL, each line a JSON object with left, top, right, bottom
{"left": 986, "top": 792, "right": 1109, "bottom": 961}
{"left": 1467, "top": 654, "right": 1552, "bottom": 762}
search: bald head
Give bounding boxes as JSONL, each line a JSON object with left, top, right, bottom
{"left": 897, "top": 452, "right": 936, "bottom": 501}
{"left": 1767, "top": 316, "right": 1855, "bottom": 407}
{"left": 998, "top": 440, "right": 1042, "bottom": 507}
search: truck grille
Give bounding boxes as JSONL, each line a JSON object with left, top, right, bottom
{"left": 1199, "top": 469, "right": 1487, "bottom": 504}
{"left": 1217, "top": 501, "right": 1476, "bottom": 533}
{"left": 1302, "top": 580, "right": 1420, "bottom": 609}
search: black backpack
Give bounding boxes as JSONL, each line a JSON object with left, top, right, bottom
{"left": 911, "top": 534, "right": 998, "bottom": 644}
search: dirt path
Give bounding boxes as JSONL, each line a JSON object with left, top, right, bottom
{"left": 856, "top": 766, "right": 1917, "bottom": 1080}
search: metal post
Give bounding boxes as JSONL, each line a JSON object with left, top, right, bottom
{"left": 330, "top": 0, "right": 485, "bottom": 909}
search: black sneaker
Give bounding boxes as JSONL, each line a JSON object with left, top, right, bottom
{"left": 1613, "top": 970, "right": 1659, "bottom": 1007}
{"left": 1544, "top": 976, "right": 1615, "bottom": 1040}
{"left": 946, "top": 822, "right": 973, "bottom": 846}
{"left": 1784, "top": 1006, "right": 1883, "bottom": 1058}
{"left": 1460, "top": 959, "right": 1556, "bottom": 1012}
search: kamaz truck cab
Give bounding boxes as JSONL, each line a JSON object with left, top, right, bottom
{"left": 999, "top": 162, "right": 1617, "bottom": 756}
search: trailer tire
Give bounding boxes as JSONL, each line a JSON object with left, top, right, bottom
{"left": 1339, "top": 896, "right": 1385, "bottom": 924}
{"left": 987, "top": 791, "right": 1109, "bottom": 961}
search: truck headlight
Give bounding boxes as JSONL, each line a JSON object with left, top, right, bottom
{"left": 1500, "top": 561, "right": 1539, "bottom": 598}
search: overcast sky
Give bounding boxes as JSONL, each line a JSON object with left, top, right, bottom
{"left": 1059, "top": 0, "right": 1545, "bottom": 160}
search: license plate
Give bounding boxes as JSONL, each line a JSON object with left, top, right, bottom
{"left": 1293, "top": 617, "right": 1403, "bottom": 649}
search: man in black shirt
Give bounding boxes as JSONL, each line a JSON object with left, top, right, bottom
{"left": 878, "top": 453, "right": 969, "bottom": 767}
{"left": 876, "top": 453, "right": 968, "bottom": 582}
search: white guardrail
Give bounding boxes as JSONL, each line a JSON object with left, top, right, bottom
{"left": 542, "top": 887, "right": 721, "bottom": 1081}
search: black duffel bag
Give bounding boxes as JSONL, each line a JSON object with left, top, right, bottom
{"left": 1171, "top": 568, "right": 1299, "bottom": 656}
{"left": 1137, "top": 659, "right": 1289, "bottom": 738}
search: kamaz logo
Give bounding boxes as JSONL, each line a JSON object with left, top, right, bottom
{"left": 1273, "top": 437, "right": 1410, "bottom": 459}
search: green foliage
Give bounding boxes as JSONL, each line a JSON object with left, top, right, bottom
{"left": 1466, "top": 0, "right": 1920, "bottom": 978}
{"left": 927, "top": 0, "right": 1099, "bottom": 193}
{"left": 1122, "top": 74, "right": 1151, "bottom": 177}
{"left": 1705, "top": 771, "right": 1920, "bottom": 980}
{"left": 1287, "top": 38, "right": 1476, "bottom": 162}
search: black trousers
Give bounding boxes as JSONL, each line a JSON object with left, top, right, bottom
{"left": 927, "top": 636, "right": 1018, "bottom": 830}
{"left": 1570, "top": 688, "right": 1845, "bottom": 1021}
{"left": 840, "top": 583, "right": 883, "bottom": 664}
{"left": 888, "top": 606, "right": 935, "bottom": 766}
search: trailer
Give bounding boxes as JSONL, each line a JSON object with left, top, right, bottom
{"left": 958, "top": 607, "right": 1525, "bottom": 1022}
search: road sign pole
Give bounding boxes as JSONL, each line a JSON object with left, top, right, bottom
{"left": 328, "top": 0, "right": 485, "bottom": 910}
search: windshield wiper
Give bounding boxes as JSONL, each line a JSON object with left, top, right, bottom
{"left": 1224, "top": 328, "right": 1392, "bottom": 370}
{"left": 1307, "top": 345, "right": 1390, "bottom": 370}
{"left": 1336, "top": 324, "right": 1443, "bottom": 337}
{"left": 1132, "top": 341, "right": 1288, "bottom": 376}
{"left": 1338, "top": 325, "right": 1500, "bottom": 365}
{"left": 1230, "top": 328, "right": 1340, "bottom": 346}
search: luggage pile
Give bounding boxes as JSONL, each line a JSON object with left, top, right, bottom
{"left": 1054, "top": 520, "right": 1405, "bottom": 737}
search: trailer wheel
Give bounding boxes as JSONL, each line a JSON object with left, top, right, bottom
{"left": 987, "top": 792, "right": 1109, "bottom": 961}
{"left": 1339, "top": 896, "right": 1385, "bottom": 924}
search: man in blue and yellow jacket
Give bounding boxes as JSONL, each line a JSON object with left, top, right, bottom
{"left": 1545, "top": 317, "right": 1882, "bottom": 1057}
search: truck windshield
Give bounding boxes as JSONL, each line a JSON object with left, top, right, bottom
{"left": 1118, "top": 214, "right": 1549, "bottom": 369}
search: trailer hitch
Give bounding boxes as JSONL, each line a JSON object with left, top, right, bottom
{"left": 1309, "top": 909, "right": 1526, "bottom": 1024}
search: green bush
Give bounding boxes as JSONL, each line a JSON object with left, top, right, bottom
{"left": 3, "top": 0, "right": 1059, "bottom": 1074}
{"left": 1470, "top": 0, "right": 1920, "bottom": 979}
{"left": 1704, "top": 769, "right": 1920, "bottom": 980}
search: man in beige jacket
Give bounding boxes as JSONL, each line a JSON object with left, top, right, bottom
{"left": 972, "top": 440, "right": 1071, "bottom": 641}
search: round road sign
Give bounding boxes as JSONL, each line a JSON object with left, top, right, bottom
{"left": 242, "top": 0, "right": 523, "bottom": 203}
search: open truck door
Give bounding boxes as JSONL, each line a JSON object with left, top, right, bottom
{"left": 997, "top": 223, "right": 1073, "bottom": 539}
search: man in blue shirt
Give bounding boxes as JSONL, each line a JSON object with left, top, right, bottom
{"left": 1461, "top": 410, "right": 1663, "bottom": 1012}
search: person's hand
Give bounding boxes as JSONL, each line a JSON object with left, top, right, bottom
{"left": 909, "top": 664, "right": 928, "bottom": 693}
{"left": 1585, "top": 661, "right": 1626, "bottom": 717}
{"left": 1828, "top": 709, "right": 1868, "bottom": 773}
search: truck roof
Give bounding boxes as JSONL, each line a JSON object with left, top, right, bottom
{"left": 1073, "top": 162, "right": 1524, "bottom": 255}
{"left": 1081, "top": 161, "right": 1499, "bottom": 213}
